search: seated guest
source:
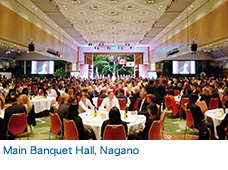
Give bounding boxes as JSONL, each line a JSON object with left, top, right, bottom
{"left": 27, "top": 85, "right": 35, "bottom": 96}
{"left": 146, "top": 94, "right": 156, "bottom": 104}
{"left": 100, "top": 91, "right": 120, "bottom": 111}
{"left": 98, "top": 88, "right": 108, "bottom": 99}
{"left": 216, "top": 95, "right": 228, "bottom": 140}
{"left": 4, "top": 94, "right": 27, "bottom": 140}
{"left": 100, "top": 106, "right": 128, "bottom": 139}
{"left": 78, "top": 93, "right": 94, "bottom": 113}
{"left": 132, "top": 91, "right": 149, "bottom": 117}
{"left": 46, "top": 86, "right": 57, "bottom": 98}
{"left": 57, "top": 93, "right": 69, "bottom": 120}
{"left": 187, "top": 93, "right": 213, "bottom": 140}
{"left": 66, "top": 102, "right": 96, "bottom": 140}
{"left": 128, "top": 103, "right": 159, "bottom": 140}
{"left": 200, "top": 87, "right": 212, "bottom": 107}
{"left": 180, "top": 88, "right": 192, "bottom": 104}
{"left": 210, "top": 85, "right": 222, "bottom": 108}
{"left": 116, "top": 88, "right": 128, "bottom": 103}
{"left": 192, "top": 84, "right": 199, "bottom": 94}
{"left": 129, "top": 86, "right": 140, "bottom": 111}
{"left": 18, "top": 94, "right": 36, "bottom": 127}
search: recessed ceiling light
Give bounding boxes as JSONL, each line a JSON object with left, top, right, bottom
{"left": 125, "top": 5, "right": 134, "bottom": 10}
{"left": 108, "top": 0, "right": 118, "bottom": 3}
{"left": 77, "top": 11, "right": 86, "bottom": 15}
{"left": 91, "top": 5, "right": 100, "bottom": 10}
{"left": 145, "top": 0, "right": 154, "bottom": 4}
{"left": 109, "top": 11, "right": 117, "bottom": 16}
{"left": 72, "top": 0, "right": 80, "bottom": 3}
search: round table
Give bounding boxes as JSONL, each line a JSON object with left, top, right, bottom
{"left": 205, "top": 108, "right": 228, "bottom": 139}
{"left": 30, "top": 96, "right": 56, "bottom": 114}
{"left": 79, "top": 110, "right": 146, "bottom": 140}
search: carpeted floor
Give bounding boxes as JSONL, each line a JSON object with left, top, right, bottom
{"left": 16, "top": 113, "right": 199, "bottom": 140}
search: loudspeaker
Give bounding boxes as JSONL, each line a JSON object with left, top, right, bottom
{"left": 28, "top": 43, "right": 35, "bottom": 52}
{"left": 191, "top": 43, "right": 197, "bottom": 51}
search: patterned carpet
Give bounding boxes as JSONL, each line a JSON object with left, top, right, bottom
{"left": 15, "top": 113, "right": 199, "bottom": 140}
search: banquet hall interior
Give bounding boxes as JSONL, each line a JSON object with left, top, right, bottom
{"left": 0, "top": 0, "right": 228, "bottom": 140}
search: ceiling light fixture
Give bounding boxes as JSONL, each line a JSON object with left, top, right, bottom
{"left": 72, "top": 0, "right": 80, "bottom": 3}
{"left": 108, "top": 0, "right": 118, "bottom": 3}
{"left": 145, "top": 0, "right": 154, "bottom": 4}
{"left": 125, "top": 5, "right": 134, "bottom": 10}
{"left": 91, "top": 5, "right": 100, "bottom": 10}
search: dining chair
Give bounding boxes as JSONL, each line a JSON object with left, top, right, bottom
{"left": 103, "top": 125, "right": 126, "bottom": 140}
{"left": 174, "top": 90, "right": 180, "bottom": 96}
{"left": 209, "top": 98, "right": 219, "bottom": 110}
{"left": 160, "top": 110, "right": 167, "bottom": 140}
{"left": 184, "top": 109, "right": 198, "bottom": 140}
{"left": 196, "top": 101, "right": 208, "bottom": 115}
{"left": 7, "top": 113, "right": 28, "bottom": 140}
{"left": 133, "top": 98, "right": 140, "bottom": 110}
{"left": 97, "top": 98, "right": 103, "bottom": 108}
{"left": 148, "top": 120, "right": 162, "bottom": 140}
{"left": 63, "top": 119, "right": 79, "bottom": 140}
{"left": 49, "top": 112, "right": 62, "bottom": 139}
{"left": 118, "top": 98, "right": 127, "bottom": 110}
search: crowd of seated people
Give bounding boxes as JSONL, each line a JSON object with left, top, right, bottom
{"left": 1, "top": 74, "right": 228, "bottom": 140}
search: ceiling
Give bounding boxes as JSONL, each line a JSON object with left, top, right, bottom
{"left": 30, "top": 0, "right": 195, "bottom": 46}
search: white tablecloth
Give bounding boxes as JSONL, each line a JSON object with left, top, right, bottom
{"left": 79, "top": 110, "right": 146, "bottom": 140}
{"left": 174, "top": 96, "right": 181, "bottom": 103}
{"left": 0, "top": 110, "right": 5, "bottom": 119}
{"left": 205, "top": 109, "right": 228, "bottom": 138}
{"left": 30, "top": 96, "right": 56, "bottom": 113}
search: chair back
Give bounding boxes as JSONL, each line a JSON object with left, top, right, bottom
{"left": 185, "top": 109, "right": 194, "bottom": 128}
{"left": 181, "top": 98, "right": 190, "bottom": 111}
{"left": 32, "top": 85, "right": 38, "bottom": 93}
{"left": 118, "top": 98, "right": 126, "bottom": 110}
{"left": 148, "top": 120, "right": 162, "bottom": 140}
{"left": 39, "top": 89, "right": 44, "bottom": 96}
{"left": 196, "top": 101, "right": 208, "bottom": 115}
{"left": 58, "top": 97, "right": 62, "bottom": 105}
{"left": 160, "top": 110, "right": 167, "bottom": 131}
{"left": 164, "top": 95, "right": 172, "bottom": 110}
{"left": 8, "top": 113, "right": 27, "bottom": 135}
{"left": 63, "top": 119, "right": 79, "bottom": 140}
{"left": 174, "top": 90, "right": 180, "bottom": 96}
{"left": 134, "top": 98, "right": 140, "bottom": 110}
{"left": 68, "top": 89, "right": 74, "bottom": 96}
{"left": 197, "top": 88, "right": 202, "bottom": 95}
{"left": 77, "top": 96, "right": 81, "bottom": 102}
{"left": 97, "top": 98, "right": 103, "bottom": 108}
{"left": 49, "top": 112, "right": 62, "bottom": 135}
{"left": 209, "top": 98, "right": 219, "bottom": 110}
{"left": 103, "top": 125, "right": 126, "bottom": 140}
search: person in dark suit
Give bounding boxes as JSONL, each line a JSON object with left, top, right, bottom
{"left": 116, "top": 88, "right": 128, "bottom": 103}
{"left": 210, "top": 85, "right": 222, "bottom": 108}
{"left": 151, "top": 79, "right": 165, "bottom": 105}
{"left": 4, "top": 94, "right": 27, "bottom": 140}
{"left": 192, "top": 84, "right": 199, "bottom": 95}
{"left": 187, "top": 93, "right": 212, "bottom": 140}
{"left": 129, "top": 86, "right": 140, "bottom": 111}
{"left": 128, "top": 103, "right": 159, "bottom": 140}
{"left": 101, "top": 106, "right": 128, "bottom": 139}
{"left": 57, "top": 93, "right": 70, "bottom": 121}
{"left": 134, "top": 91, "right": 149, "bottom": 117}
{"left": 98, "top": 89, "right": 108, "bottom": 99}
{"left": 66, "top": 102, "right": 96, "bottom": 140}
